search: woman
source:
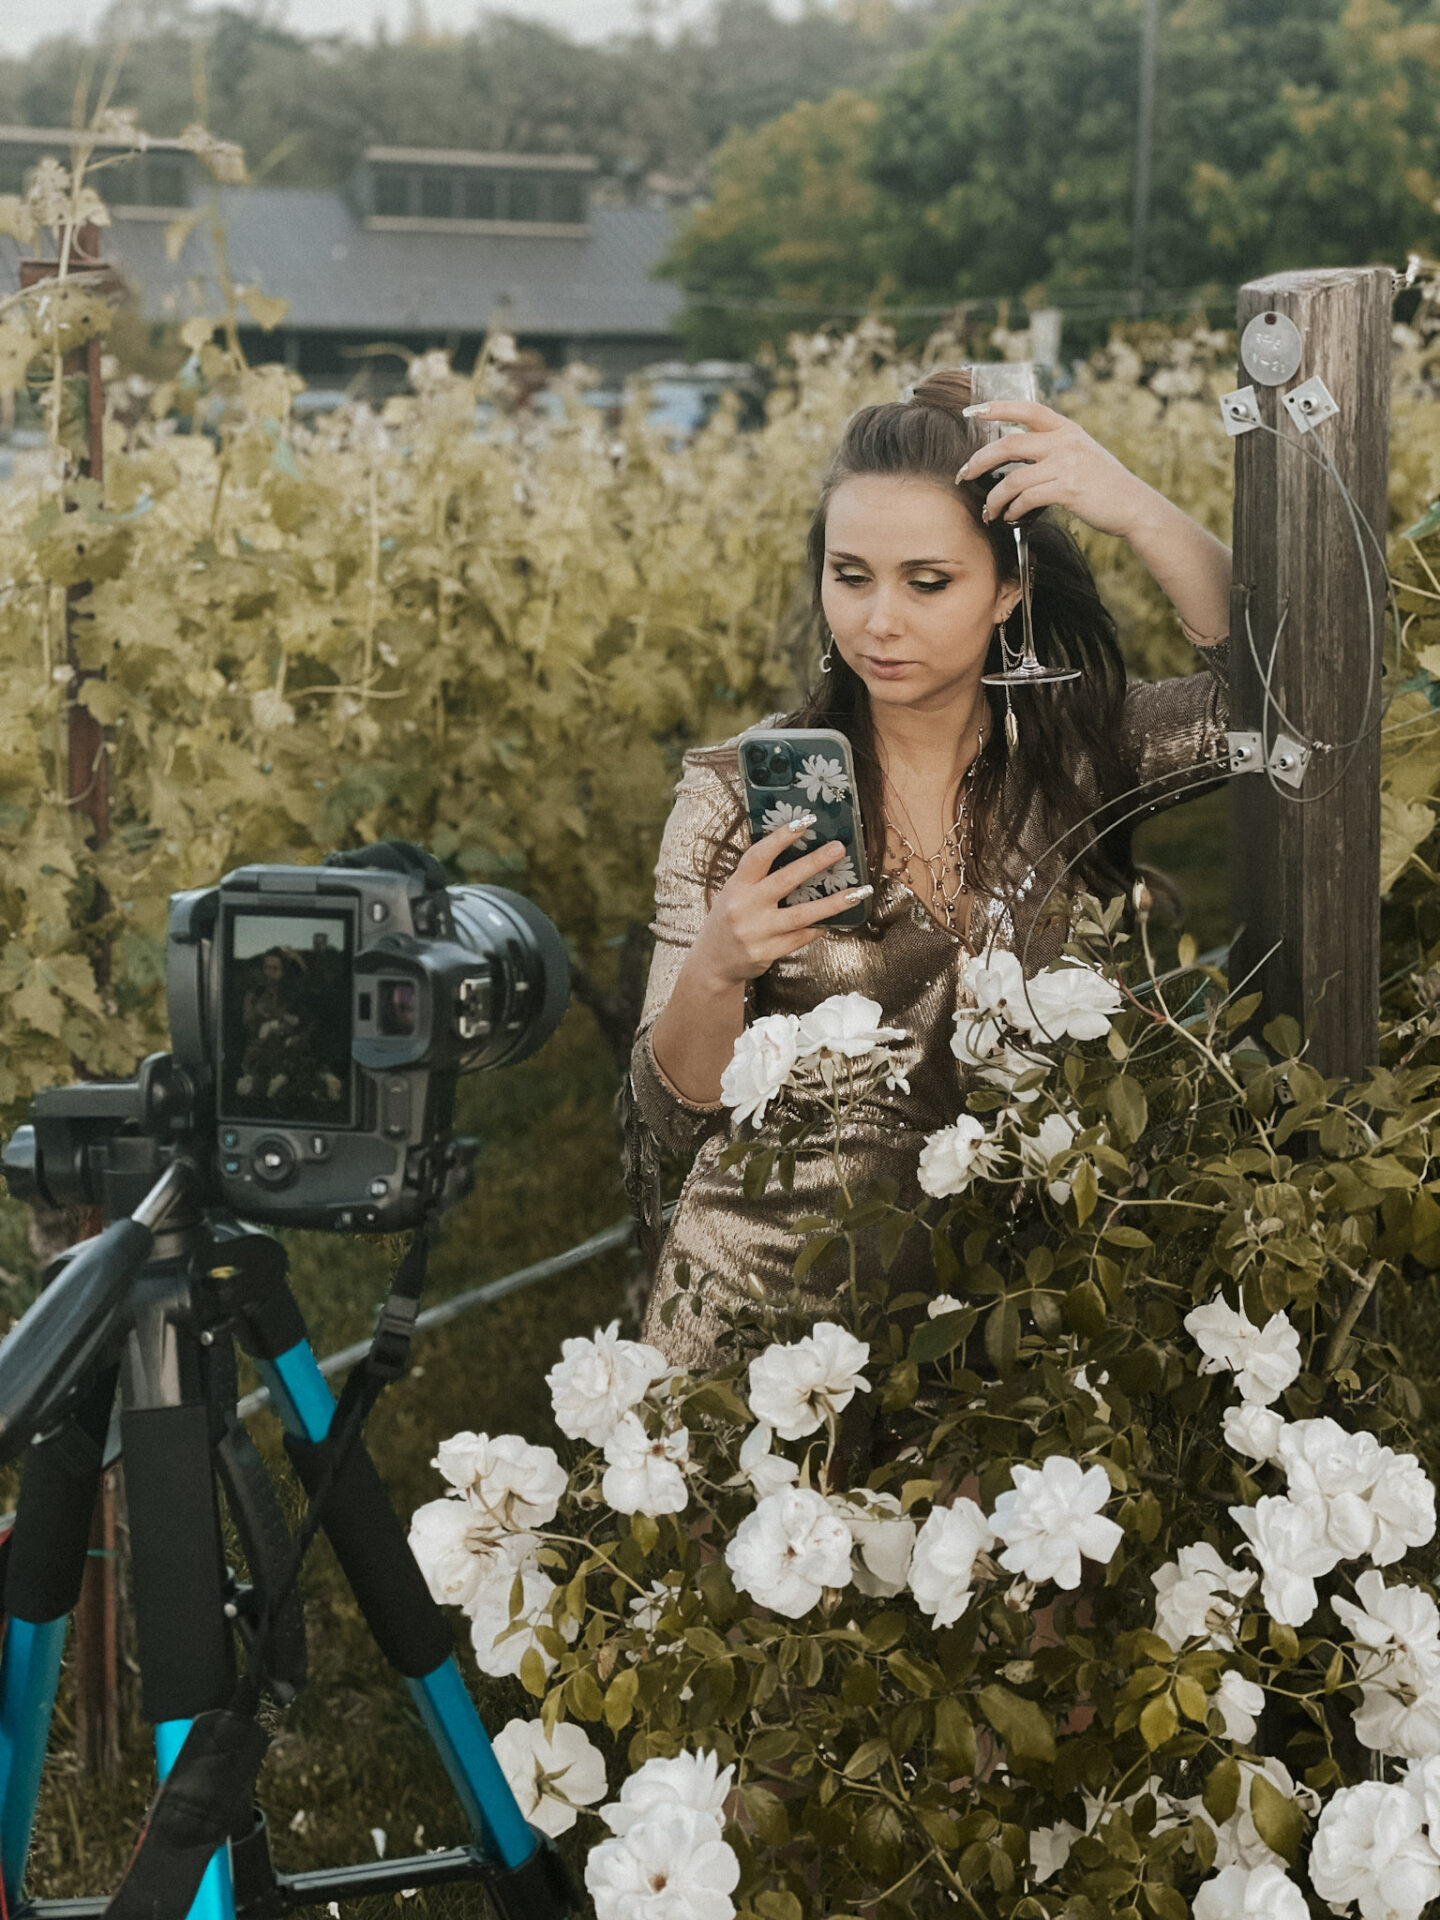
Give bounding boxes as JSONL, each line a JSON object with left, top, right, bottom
{"left": 624, "top": 368, "right": 1232, "bottom": 1370}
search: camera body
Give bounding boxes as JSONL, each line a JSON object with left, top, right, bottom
{"left": 157, "top": 862, "right": 568, "bottom": 1232}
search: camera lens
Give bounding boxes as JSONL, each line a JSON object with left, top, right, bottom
{"left": 767, "top": 746, "right": 790, "bottom": 781}
{"left": 446, "top": 887, "right": 571, "bottom": 1071}
{"left": 745, "top": 744, "right": 769, "bottom": 777}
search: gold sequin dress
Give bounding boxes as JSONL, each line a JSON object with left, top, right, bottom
{"left": 627, "top": 652, "right": 1230, "bottom": 1370}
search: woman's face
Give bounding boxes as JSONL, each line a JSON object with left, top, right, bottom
{"left": 820, "top": 475, "right": 1020, "bottom": 714}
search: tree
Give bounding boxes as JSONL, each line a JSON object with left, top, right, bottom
{"left": 865, "top": 0, "right": 1440, "bottom": 304}
{"left": 658, "top": 91, "right": 890, "bottom": 358}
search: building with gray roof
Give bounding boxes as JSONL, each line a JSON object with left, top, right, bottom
{"left": 0, "top": 128, "right": 685, "bottom": 385}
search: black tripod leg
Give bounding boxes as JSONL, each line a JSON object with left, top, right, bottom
{"left": 0, "top": 1366, "right": 115, "bottom": 1909}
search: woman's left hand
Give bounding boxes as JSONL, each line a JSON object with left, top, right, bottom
{"left": 955, "top": 400, "right": 1156, "bottom": 542}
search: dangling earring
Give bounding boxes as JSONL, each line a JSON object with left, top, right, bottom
{"left": 820, "top": 625, "right": 836, "bottom": 674}
{"left": 990, "top": 617, "right": 1019, "bottom": 747}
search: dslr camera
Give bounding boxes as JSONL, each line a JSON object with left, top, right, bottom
{"left": 8, "top": 851, "right": 569, "bottom": 1232}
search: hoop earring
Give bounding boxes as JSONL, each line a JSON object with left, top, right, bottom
{"left": 820, "top": 625, "right": 836, "bottom": 674}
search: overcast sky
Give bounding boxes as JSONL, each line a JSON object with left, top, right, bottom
{"left": 0, "top": 0, "right": 732, "bottom": 57}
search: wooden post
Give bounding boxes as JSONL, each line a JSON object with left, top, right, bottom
{"left": 21, "top": 224, "right": 125, "bottom": 1776}
{"left": 1229, "top": 268, "right": 1393, "bottom": 1080}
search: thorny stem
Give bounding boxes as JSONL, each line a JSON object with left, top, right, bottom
{"left": 1322, "top": 1263, "right": 1384, "bottom": 1375}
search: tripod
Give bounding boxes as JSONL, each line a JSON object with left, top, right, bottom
{"left": 0, "top": 1160, "right": 575, "bottom": 1919}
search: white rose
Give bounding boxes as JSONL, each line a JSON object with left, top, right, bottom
{"left": 1185, "top": 1295, "right": 1302, "bottom": 1405}
{"left": 909, "top": 1497, "right": 995, "bottom": 1627}
{"left": 830, "top": 1488, "right": 917, "bottom": 1597}
{"left": 601, "top": 1413, "right": 690, "bottom": 1517}
{"left": 1029, "top": 1820, "right": 1081, "bottom": 1883}
{"left": 959, "top": 948, "right": 1027, "bottom": 1022}
{"left": 1368, "top": 1449, "right": 1437, "bottom": 1566}
{"left": 1151, "top": 1541, "right": 1258, "bottom": 1652}
{"left": 1334, "top": 1570, "right": 1440, "bottom": 1759}
{"left": 731, "top": 1422, "right": 799, "bottom": 1499}
{"left": 1017, "top": 961, "right": 1123, "bottom": 1042}
{"left": 430, "top": 1431, "right": 567, "bottom": 1532}
{"left": 794, "top": 992, "right": 904, "bottom": 1059}
{"left": 991, "top": 1456, "right": 1124, "bottom": 1591}
{"left": 1228, "top": 1496, "right": 1335, "bottom": 1626}
{"left": 1401, "top": 1753, "right": 1440, "bottom": 1841}
{"left": 1222, "top": 1404, "right": 1286, "bottom": 1464}
{"left": 927, "top": 1293, "right": 965, "bottom": 1319}
{"left": 1193, "top": 1863, "right": 1309, "bottom": 1920}
{"left": 407, "top": 1499, "right": 540, "bottom": 1613}
{"left": 1073, "top": 1365, "right": 1113, "bottom": 1421}
{"left": 1308, "top": 1780, "right": 1440, "bottom": 1920}
{"left": 1278, "top": 1417, "right": 1386, "bottom": 1563}
{"left": 1014, "top": 1107, "right": 1079, "bottom": 1200}
{"left": 917, "top": 1114, "right": 1004, "bottom": 1199}
{"left": 980, "top": 1043, "right": 1052, "bottom": 1103}
{"left": 724, "top": 1485, "right": 853, "bottom": 1617}
{"left": 468, "top": 1563, "right": 577, "bottom": 1679}
{"left": 491, "top": 1718, "right": 607, "bottom": 1838}
{"left": 950, "top": 1008, "right": 1008, "bottom": 1067}
{"left": 545, "top": 1319, "right": 669, "bottom": 1446}
{"left": 719, "top": 1013, "right": 801, "bottom": 1127}
{"left": 746, "top": 1321, "right": 870, "bottom": 1441}
{"left": 585, "top": 1802, "right": 740, "bottom": 1920}
{"left": 601, "top": 1748, "right": 734, "bottom": 1837}
{"left": 1213, "top": 1669, "right": 1265, "bottom": 1744}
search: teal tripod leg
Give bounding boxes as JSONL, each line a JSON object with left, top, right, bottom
{"left": 255, "top": 1343, "right": 536, "bottom": 1871}
{"left": 154, "top": 1720, "right": 237, "bottom": 1920}
{"left": 0, "top": 1616, "right": 68, "bottom": 1910}
{"left": 0, "top": 1367, "right": 118, "bottom": 1909}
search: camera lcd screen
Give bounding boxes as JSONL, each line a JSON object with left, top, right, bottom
{"left": 220, "top": 910, "right": 355, "bottom": 1126}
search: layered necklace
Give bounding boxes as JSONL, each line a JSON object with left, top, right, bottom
{"left": 882, "top": 725, "right": 986, "bottom": 936}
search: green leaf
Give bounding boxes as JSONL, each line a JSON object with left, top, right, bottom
{"left": 1249, "top": 1770, "right": 1305, "bottom": 1865}
{"left": 1203, "top": 1756, "right": 1241, "bottom": 1824}
{"left": 1071, "top": 1158, "right": 1099, "bottom": 1226}
{"left": 742, "top": 1784, "right": 791, "bottom": 1846}
{"left": 603, "top": 1667, "right": 639, "bottom": 1732}
{"left": 793, "top": 1233, "right": 839, "bottom": 1281}
{"left": 1064, "top": 1278, "right": 1107, "bottom": 1338}
{"left": 631, "top": 1512, "right": 659, "bottom": 1554}
{"left": 1139, "top": 1690, "right": 1179, "bottom": 1750}
{"left": 755, "top": 1893, "right": 804, "bottom": 1920}
{"left": 1174, "top": 1675, "right": 1208, "bottom": 1723}
{"left": 518, "top": 1647, "right": 548, "bottom": 1699}
{"left": 977, "top": 1684, "right": 1055, "bottom": 1764}
{"left": 934, "top": 1697, "right": 976, "bottom": 1775}
{"left": 1108, "top": 1074, "right": 1148, "bottom": 1143}
{"left": 887, "top": 1650, "right": 939, "bottom": 1696}
{"left": 742, "top": 1149, "right": 775, "bottom": 1200}
{"left": 1142, "top": 1888, "right": 1188, "bottom": 1920}
{"left": 909, "top": 1306, "right": 974, "bottom": 1364}
{"left": 1267, "top": 1618, "right": 1300, "bottom": 1664}
{"left": 844, "top": 1736, "right": 892, "bottom": 1780}
{"left": 984, "top": 1296, "right": 1021, "bottom": 1377}
{"left": 568, "top": 1666, "right": 606, "bottom": 1728}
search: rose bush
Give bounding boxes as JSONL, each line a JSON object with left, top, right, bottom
{"left": 408, "top": 918, "right": 1440, "bottom": 1917}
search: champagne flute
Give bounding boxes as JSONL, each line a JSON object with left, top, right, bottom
{"left": 967, "top": 360, "right": 1080, "bottom": 689}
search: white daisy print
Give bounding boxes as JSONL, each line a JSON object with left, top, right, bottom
{"left": 760, "top": 801, "right": 817, "bottom": 844}
{"left": 820, "top": 854, "right": 859, "bottom": 893}
{"left": 796, "top": 755, "right": 850, "bottom": 804}
{"left": 783, "top": 877, "right": 826, "bottom": 906}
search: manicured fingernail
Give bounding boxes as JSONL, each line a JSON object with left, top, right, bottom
{"left": 956, "top": 461, "right": 973, "bottom": 479}
{"left": 963, "top": 403, "right": 991, "bottom": 417}
{"left": 846, "top": 885, "right": 874, "bottom": 902}
{"left": 793, "top": 811, "right": 817, "bottom": 829}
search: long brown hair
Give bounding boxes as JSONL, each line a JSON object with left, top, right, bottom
{"left": 705, "top": 366, "right": 1140, "bottom": 910}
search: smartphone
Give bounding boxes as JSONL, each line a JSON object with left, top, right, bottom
{"left": 737, "top": 727, "right": 870, "bottom": 931}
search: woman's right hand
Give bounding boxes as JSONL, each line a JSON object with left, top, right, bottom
{"left": 689, "top": 815, "right": 869, "bottom": 986}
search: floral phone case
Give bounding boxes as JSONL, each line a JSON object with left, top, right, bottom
{"left": 737, "top": 728, "right": 870, "bottom": 931}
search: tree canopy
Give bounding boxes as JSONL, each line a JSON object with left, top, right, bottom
{"left": 0, "top": 0, "right": 950, "bottom": 191}
{"left": 665, "top": 0, "right": 1440, "bottom": 354}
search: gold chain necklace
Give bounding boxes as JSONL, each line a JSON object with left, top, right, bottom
{"left": 882, "top": 729, "right": 984, "bottom": 935}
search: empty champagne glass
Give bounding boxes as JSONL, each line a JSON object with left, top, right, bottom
{"left": 968, "top": 360, "right": 1080, "bottom": 689}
